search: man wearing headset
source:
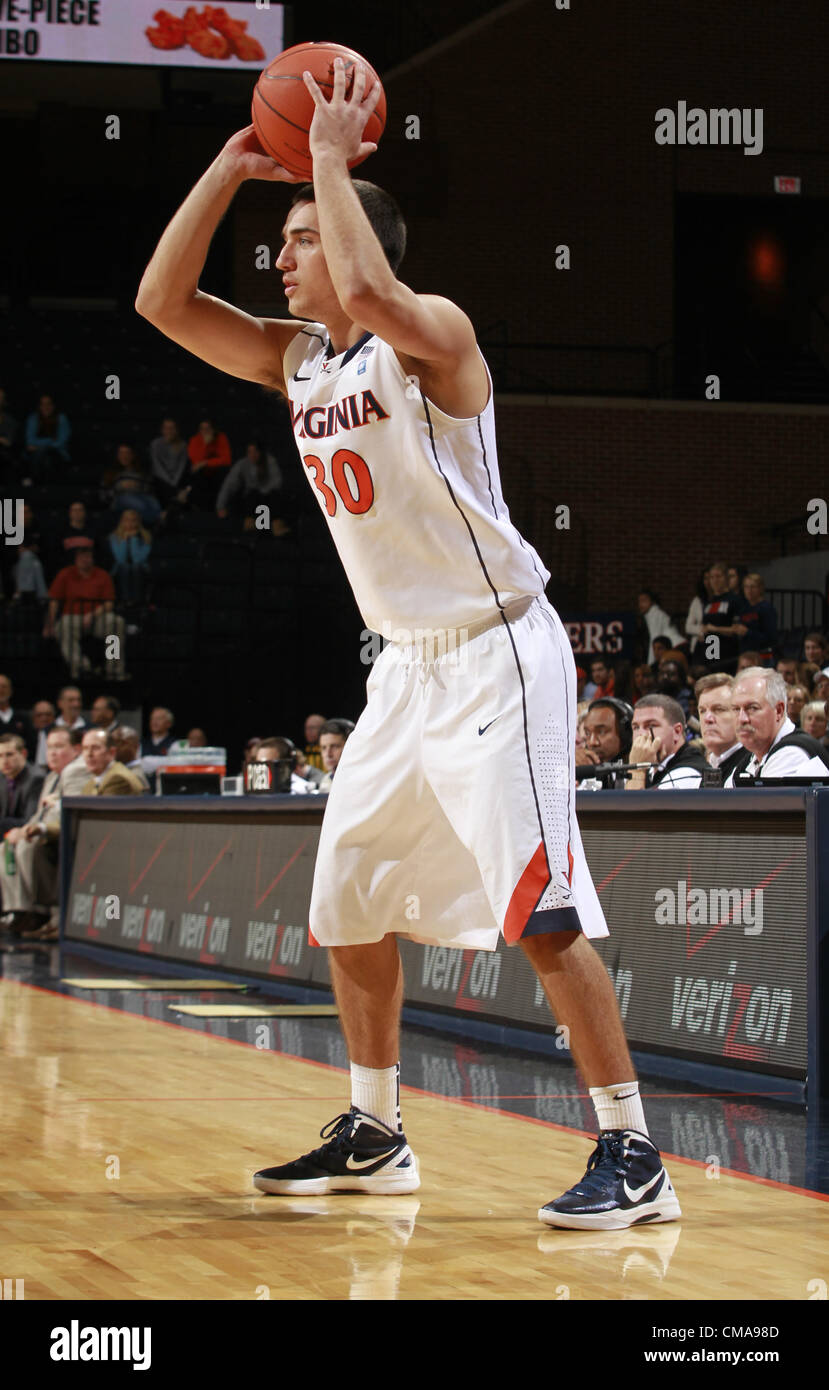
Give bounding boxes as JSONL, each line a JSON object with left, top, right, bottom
{"left": 576, "top": 698, "right": 634, "bottom": 789}
{"left": 255, "top": 736, "right": 318, "bottom": 793}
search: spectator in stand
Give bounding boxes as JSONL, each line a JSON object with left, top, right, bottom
{"left": 801, "top": 701, "right": 828, "bottom": 745}
{"left": 575, "top": 666, "right": 588, "bottom": 701}
{"left": 11, "top": 531, "right": 48, "bottom": 601}
{"left": 0, "top": 733, "right": 45, "bottom": 833}
{"left": 303, "top": 713, "right": 327, "bottom": 772}
{"left": 187, "top": 417, "right": 232, "bottom": 507}
{"left": 815, "top": 672, "right": 829, "bottom": 703}
{"left": 725, "top": 668, "right": 829, "bottom": 784}
{"left": 45, "top": 546, "right": 127, "bottom": 680}
{"left": 31, "top": 700, "right": 57, "bottom": 765}
{"left": 776, "top": 658, "right": 798, "bottom": 687}
{"left": 4, "top": 500, "right": 44, "bottom": 603}
{"left": 700, "top": 562, "right": 744, "bottom": 671}
{"left": 684, "top": 569, "right": 711, "bottom": 657}
{"left": 101, "top": 444, "right": 161, "bottom": 526}
{"left": 696, "top": 673, "right": 747, "bottom": 783}
{"left": 802, "top": 631, "right": 829, "bottom": 673}
{"left": 625, "top": 695, "right": 708, "bottom": 789}
{"left": 107, "top": 508, "right": 152, "bottom": 605}
{"left": 110, "top": 726, "right": 150, "bottom": 791}
{"left": 786, "top": 684, "right": 809, "bottom": 728}
{"left": 80, "top": 729, "right": 146, "bottom": 795}
{"left": 149, "top": 418, "right": 190, "bottom": 505}
{"left": 737, "top": 650, "right": 762, "bottom": 672}
{"left": 631, "top": 663, "right": 656, "bottom": 703}
{"left": 141, "top": 707, "right": 176, "bottom": 759}
{"left": 23, "top": 393, "right": 70, "bottom": 484}
{"left": 584, "top": 657, "right": 615, "bottom": 701}
{"left": 317, "top": 719, "right": 355, "bottom": 792}
{"left": 90, "top": 695, "right": 120, "bottom": 733}
{"left": 216, "top": 439, "right": 291, "bottom": 535}
{"left": 733, "top": 573, "right": 778, "bottom": 665}
{"left": 656, "top": 658, "right": 692, "bottom": 718}
{"left": 186, "top": 728, "right": 208, "bottom": 748}
{"left": 0, "top": 387, "right": 19, "bottom": 475}
{"left": 53, "top": 501, "right": 101, "bottom": 576}
{"left": 52, "top": 685, "right": 87, "bottom": 735}
{"left": 638, "top": 590, "right": 684, "bottom": 665}
{"left": 650, "top": 635, "right": 673, "bottom": 674}
{"left": 726, "top": 565, "right": 747, "bottom": 597}
{"left": 0, "top": 674, "right": 35, "bottom": 757}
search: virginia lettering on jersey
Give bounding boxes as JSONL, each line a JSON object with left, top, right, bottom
{"left": 289, "top": 390, "right": 390, "bottom": 440}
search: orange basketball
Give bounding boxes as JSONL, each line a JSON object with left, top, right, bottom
{"left": 251, "top": 40, "right": 386, "bottom": 179}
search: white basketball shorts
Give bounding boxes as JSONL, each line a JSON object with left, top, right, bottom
{"left": 308, "top": 594, "right": 610, "bottom": 951}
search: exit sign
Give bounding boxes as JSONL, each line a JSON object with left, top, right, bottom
{"left": 774, "top": 176, "right": 802, "bottom": 193}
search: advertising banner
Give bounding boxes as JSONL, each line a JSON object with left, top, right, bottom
{"left": 0, "top": 1, "right": 283, "bottom": 67}
{"left": 63, "top": 799, "right": 813, "bottom": 1081}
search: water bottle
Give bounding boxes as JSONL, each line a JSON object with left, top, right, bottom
{"left": 4, "top": 839, "right": 16, "bottom": 876}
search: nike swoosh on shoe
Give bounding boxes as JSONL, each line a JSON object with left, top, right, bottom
{"left": 345, "top": 1151, "right": 400, "bottom": 1171}
{"left": 622, "top": 1169, "right": 665, "bottom": 1204}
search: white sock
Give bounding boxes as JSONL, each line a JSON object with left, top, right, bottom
{"left": 589, "top": 1081, "right": 649, "bottom": 1137}
{"left": 350, "top": 1062, "right": 402, "bottom": 1133}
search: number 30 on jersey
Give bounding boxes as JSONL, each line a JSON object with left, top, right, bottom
{"left": 304, "top": 449, "right": 375, "bottom": 516}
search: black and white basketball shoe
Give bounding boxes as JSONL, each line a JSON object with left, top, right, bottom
{"left": 253, "top": 1108, "right": 420, "bottom": 1195}
{"left": 538, "top": 1129, "right": 682, "bottom": 1230}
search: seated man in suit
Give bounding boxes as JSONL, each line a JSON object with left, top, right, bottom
{"left": 80, "top": 728, "right": 147, "bottom": 796}
{"left": 0, "top": 733, "right": 45, "bottom": 835}
{"left": 0, "top": 727, "right": 89, "bottom": 938}
{"left": 696, "top": 673, "right": 749, "bottom": 783}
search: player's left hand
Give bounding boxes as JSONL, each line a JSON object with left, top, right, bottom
{"left": 304, "top": 57, "right": 380, "bottom": 165}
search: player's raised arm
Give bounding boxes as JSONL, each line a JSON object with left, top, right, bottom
{"left": 135, "top": 126, "right": 303, "bottom": 392}
{"left": 304, "top": 60, "right": 477, "bottom": 368}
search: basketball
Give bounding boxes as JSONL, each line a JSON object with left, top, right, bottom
{"left": 251, "top": 40, "right": 386, "bottom": 179}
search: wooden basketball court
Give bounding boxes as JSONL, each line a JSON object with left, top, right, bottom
{"left": 1, "top": 976, "right": 825, "bottom": 1302}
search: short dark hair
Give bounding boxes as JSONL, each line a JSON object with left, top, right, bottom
{"left": 319, "top": 718, "right": 355, "bottom": 740}
{"left": 635, "top": 693, "right": 686, "bottom": 729}
{"left": 98, "top": 695, "right": 120, "bottom": 718}
{"left": 290, "top": 180, "right": 407, "bottom": 274}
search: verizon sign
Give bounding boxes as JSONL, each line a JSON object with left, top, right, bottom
{"left": 63, "top": 800, "right": 814, "bottom": 1082}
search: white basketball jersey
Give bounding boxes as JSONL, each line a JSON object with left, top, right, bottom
{"left": 282, "top": 324, "right": 550, "bottom": 634}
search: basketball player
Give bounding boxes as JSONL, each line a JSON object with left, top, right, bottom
{"left": 136, "top": 59, "right": 680, "bottom": 1230}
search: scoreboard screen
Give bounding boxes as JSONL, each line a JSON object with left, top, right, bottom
{"left": 0, "top": 0, "right": 283, "bottom": 67}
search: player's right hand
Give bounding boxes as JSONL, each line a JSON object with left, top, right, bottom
{"left": 219, "top": 125, "right": 305, "bottom": 183}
